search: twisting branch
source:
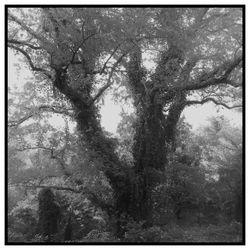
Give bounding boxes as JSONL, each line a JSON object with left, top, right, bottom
{"left": 186, "top": 97, "right": 242, "bottom": 109}
{"left": 8, "top": 44, "right": 52, "bottom": 79}
{"left": 8, "top": 105, "right": 74, "bottom": 127}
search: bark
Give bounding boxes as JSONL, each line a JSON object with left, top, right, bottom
{"left": 51, "top": 44, "right": 189, "bottom": 232}
{"left": 131, "top": 97, "right": 167, "bottom": 223}
{"left": 125, "top": 45, "right": 187, "bottom": 224}
{"left": 53, "top": 68, "right": 133, "bottom": 237}
{"left": 165, "top": 91, "right": 187, "bottom": 150}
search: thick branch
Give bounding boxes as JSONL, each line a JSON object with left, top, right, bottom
{"left": 180, "top": 56, "right": 242, "bottom": 92}
{"left": 186, "top": 98, "right": 242, "bottom": 109}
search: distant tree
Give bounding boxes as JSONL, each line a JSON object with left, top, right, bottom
{"left": 197, "top": 117, "right": 242, "bottom": 222}
{"left": 38, "top": 188, "right": 61, "bottom": 241}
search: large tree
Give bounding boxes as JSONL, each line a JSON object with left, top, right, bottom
{"left": 8, "top": 7, "right": 242, "bottom": 235}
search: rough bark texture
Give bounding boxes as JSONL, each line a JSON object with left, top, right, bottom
{"left": 126, "top": 45, "right": 185, "bottom": 224}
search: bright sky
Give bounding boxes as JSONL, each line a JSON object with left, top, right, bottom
{"left": 101, "top": 95, "right": 242, "bottom": 134}
{"left": 8, "top": 48, "right": 242, "bottom": 135}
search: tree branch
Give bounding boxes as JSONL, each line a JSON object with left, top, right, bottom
{"left": 15, "top": 145, "right": 71, "bottom": 177}
{"left": 8, "top": 105, "right": 74, "bottom": 127}
{"left": 22, "top": 184, "right": 79, "bottom": 193}
{"left": 180, "top": 56, "right": 242, "bottom": 92}
{"left": 8, "top": 12, "right": 53, "bottom": 53}
{"left": 8, "top": 39, "right": 42, "bottom": 50}
{"left": 100, "top": 42, "right": 123, "bottom": 74}
{"left": 8, "top": 44, "right": 52, "bottom": 79}
{"left": 92, "top": 51, "right": 128, "bottom": 103}
{"left": 65, "top": 32, "right": 97, "bottom": 70}
{"left": 186, "top": 97, "right": 242, "bottom": 109}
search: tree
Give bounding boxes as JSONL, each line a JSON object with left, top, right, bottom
{"left": 196, "top": 117, "right": 242, "bottom": 222}
{"left": 38, "top": 188, "right": 61, "bottom": 241}
{"left": 8, "top": 7, "right": 243, "bottom": 235}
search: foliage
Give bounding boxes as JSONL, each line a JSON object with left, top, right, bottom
{"left": 124, "top": 221, "right": 163, "bottom": 242}
{"left": 8, "top": 198, "right": 38, "bottom": 242}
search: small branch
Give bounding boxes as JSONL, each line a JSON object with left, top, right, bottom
{"left": 65, "top": 32, "right": 97, "bottom": 70}
{"left": 15, "top": 146, "right": 53, "bottom": 152}
{"left": 38, "top": 175, "right": 58, "bottom": 185}
{"left": 8, "top": 44, "right": 52, "bottom": 79}
{"left": 92, "top": 75, "right": 113, "bottom": 103}
{"left": 92, "top": 51, "right": 128, "bottom": 103}
{"left": 8, "top": 105, "right": 74, "bottom": 127}
{"left": 15, "top": 145, "right": 71, "bottom": 177}
{"left": 100, "top": 42, "right": 123, "bottom": 74}
{"left": 8, "top": 39, "right": 42, "bottom": 50}
{"left": 8, "top": 113, "right": 34, "bottom": 127}
{"left": 38, "top": 105, "right": 74, "bottom": 115}
{"left": 186, "top": 97, "right": 242, "bottom": 109}
{"left": 23, "top": 184, "right": 79, "bottom": 193}
{"left": 8, "top": 12, "right": 53, "bottom": 52}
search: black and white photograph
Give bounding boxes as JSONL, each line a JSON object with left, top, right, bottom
{"left": 6, "top": 5, "right": 244, "bottom": 244}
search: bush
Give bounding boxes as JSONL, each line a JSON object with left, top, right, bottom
{"left": 124, "top": 221, "right": 163, "bottom": 242}
{"left": 8, "top": 206, "right": 37, "bottom": 242}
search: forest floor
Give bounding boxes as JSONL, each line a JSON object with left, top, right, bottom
{"left": 80, "top": 221, "right": 243, "bottom": 243}
{"left": 159, "top": 223, "right": 243, "bottom": 243}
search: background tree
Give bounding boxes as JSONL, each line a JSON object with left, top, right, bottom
{"left": 8, "top": 7, "right": 242, "bottom": 237}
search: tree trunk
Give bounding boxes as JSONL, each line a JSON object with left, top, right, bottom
{"left": 53, "top": 44, "right": 187, "bottom": 235}
{"left": 123, "top": 45, "right": 187, "bottom": 225}
{"left": 130, "top": 96, "right": 167, "bottom": 224}
{"left": 53, "top": 69, "right": 133, "bottom": 236}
